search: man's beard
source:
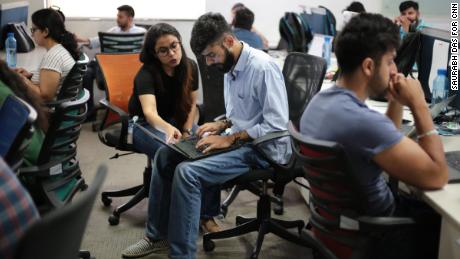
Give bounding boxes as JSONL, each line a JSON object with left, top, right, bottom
{"left": 368, "top": 72, "right": 388, "bottom": 100}
{"left": 211, "top": 47, "right": 234, "bottom": 74}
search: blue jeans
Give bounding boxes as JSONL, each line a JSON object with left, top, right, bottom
{"left": 145, "top": 144, "right": 269, "bottom": 259}
{"left": 132, "top": 121, "right": 221, "bottom": 219}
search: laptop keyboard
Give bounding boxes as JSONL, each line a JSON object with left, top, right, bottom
{"left": 446, "top": 151, "right": 460, "bottom": 171}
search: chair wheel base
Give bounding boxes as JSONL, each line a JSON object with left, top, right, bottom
{"left": 101, "top": 195, "right": 112, "bottom": 206}
{"left": 108, "top": 213, "right": 119, "bottom": 225}
{"left": 203, "top": 239, "right": 215, "bottom": 252}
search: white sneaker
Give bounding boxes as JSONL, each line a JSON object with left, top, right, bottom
{"left": 122, "top": 238, "right": 169, "bottom": 258}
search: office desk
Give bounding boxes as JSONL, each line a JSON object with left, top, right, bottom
{"left": 0, "top": 47, "right": 46, "bottom": 71}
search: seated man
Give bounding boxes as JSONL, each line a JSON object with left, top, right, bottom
{"left": 300, "top": 13, "right": 447, "bottom": 259}
{"left": 78, "top": 5, "right": 147, "bottom": 121}
{"left": 232, "top": 7, "right": 264, "bottom": 50}
{"left": 122, "top": 12, "right": 290, "bottom": 259}
{"left": 0, "top": 157, "right": 39, "bottom": 259}
{"left": 394, "top": 1, "right": 427, "bottom": 38}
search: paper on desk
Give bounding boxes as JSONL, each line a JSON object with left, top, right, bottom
{"left": 428, "top": 40, "right": 450, "bottom": 92}
{"left": 366, "top": 100, "right": 414, "bottom": 122}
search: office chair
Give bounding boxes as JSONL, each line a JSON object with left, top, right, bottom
{"left": 19, "top": 89, "right": 90, "bottom": 213}
{"left": 95, "top": 53, "right": 146, "bottom": 225}
{"left": 195, "top": 56, "right": 225, "bottom": 124}
{"left": 98, "top": 32, "right": 145, "bottom": 53}
{"left": 289, "top": 122, "right": 417, "bottom": 259}
{"left": 0, "top": 95, "right": 37, "bottom": 172}
{"left": 203, "top": 53, "right": 327, "bottom": 259}
{"left": 220, "top": 52, "right": 327, "bottom": 217}
{"left": 15, "top": 165, "right": 107, "bottom": 259}
{"left": 136, "top": 23, "right": 152, "bottom": 30}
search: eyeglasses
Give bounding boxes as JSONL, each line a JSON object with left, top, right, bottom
{"left": 156, "top": 41, "right": 181, "bottom": 57}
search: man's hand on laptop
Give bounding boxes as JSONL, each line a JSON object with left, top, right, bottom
{"left": 196, "top": 121, "right": 226, "bottom": 137}
{"left": 165, "top": 125, "right": 182, "bottom": 144}
{"left": 196, "top": 135, "right": 234, "bottom": 154}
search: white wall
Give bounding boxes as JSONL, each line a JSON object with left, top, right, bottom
{"left": 205, "top": 0, "right": 384, "bottom": 47}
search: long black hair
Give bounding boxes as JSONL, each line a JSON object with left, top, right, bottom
{"left": 140, "top": 23, "right": 193, "bottom": 130}
{"left": 32, "top": 8, "right": 80, "bottom": 61}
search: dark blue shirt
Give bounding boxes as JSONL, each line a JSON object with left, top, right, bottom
{"left": 233, "top": 28, "right": 264, "bottom": 50}
{"left": 300, "top": 85, "right": 403, "bottom": 216}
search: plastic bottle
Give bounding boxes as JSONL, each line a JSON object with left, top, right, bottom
{"left": 322, "top": 37, "right": 331, "bottom": 68}
{"left": 432, "top": 68, "right": 448, "bottom": 105}
{"left": 5, "top": 32, "right": 17, "bottom": 68}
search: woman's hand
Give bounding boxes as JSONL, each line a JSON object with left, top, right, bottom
{"left": 13, "top": 67, "right": 33, "bottom": 79}
{"left": 165, "top": 124, "right": 182, "bottom": 144}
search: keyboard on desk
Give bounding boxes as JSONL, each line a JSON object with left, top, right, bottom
{"left": 445, "top": 151, "right": 460, "bottom": 183}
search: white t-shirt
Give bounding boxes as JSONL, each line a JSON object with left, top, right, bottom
{"left": 89, "top": 24, "right": 147, "bottom": 49}
{"left": 31, "top": 44, "right": 76, "bottom": 95}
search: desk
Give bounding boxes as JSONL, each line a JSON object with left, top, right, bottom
{"left": 0, "top": 47, "right": 46, "bottom": 71}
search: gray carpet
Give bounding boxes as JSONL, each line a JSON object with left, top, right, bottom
{"left": 76, "top": 124, "right": 314, "bottom": 259}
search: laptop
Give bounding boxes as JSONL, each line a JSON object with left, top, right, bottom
{"left": 135, "top": 123, "right": 243, "bottom": 160}
{"left": 401, "top": 95, "right": 456, "bottom": 137}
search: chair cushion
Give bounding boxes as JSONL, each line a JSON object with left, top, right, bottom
{"left": 101, "top": 124, "right": 133, "bottom": 151}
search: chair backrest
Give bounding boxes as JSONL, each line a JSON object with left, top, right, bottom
{"left": 38, "top": 89, "right": 90, "bottom": 163}
{"left": 14, "top": 165, "right": 107, "bottom": 259}
{"left": 289, "top": 122, "right": 367, "bottom": 259}
{"left": 279, "top": 12, "right": 311, "bottom": 52}
{"left": 318, "top": 6, "right": 337, "bottom": 36}
{"left": 96, "top": 52, "right": 142, "bottom": 126}
{"left": 98, "top": 32, "right": 145, "bottom": 53}
{"left": 0, "top": 95, "right": 37, "bottom": 171}
{"left": 196, "top": 56, "right": 225, "bottom": 123}
{"left": 282, "top": 52, "right": 327, "bottom": 127}
{"left": 300, "top": 8, "right": 332, "bottom": 36}
{"left": 55, "top": 53, "right": 89, "bottom": 102}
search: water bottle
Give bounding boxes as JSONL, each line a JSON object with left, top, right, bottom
{"left": 322, "top": 37, "right": 331, "bottom": 68}
{"left": 5, "top": 32, "right": 17, "bottom": 68}
{"left": 432, "top": 69, "right": 448, "bottom": 105}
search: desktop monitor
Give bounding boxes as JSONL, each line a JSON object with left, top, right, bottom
{"left": 418, "top": 27, "right": 459, "bottom": 110}
{"left": 0, "top": 1, "right": 28, "bottom": 49}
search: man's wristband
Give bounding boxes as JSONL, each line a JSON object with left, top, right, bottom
{"left": 416, "top": 129, "right": 438, "bottom": 140}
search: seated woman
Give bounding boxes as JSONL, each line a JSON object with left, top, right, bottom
{"left": 14, "top": 8, "right": 79, "bottom": 102}
{"left": 128, "top": 23, "right": 220, "bottom": 233}
{"left": 0, "top": 60, "right": 48, "bottom": 166}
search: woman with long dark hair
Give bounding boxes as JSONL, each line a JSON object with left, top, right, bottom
{"left": 128, "top": 23, "right": 221, "bottom": 236}
{"left": 14, "top": 8, "right": 79, "bottom": 101}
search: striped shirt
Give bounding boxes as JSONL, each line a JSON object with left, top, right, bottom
{"left": 0, "top": 157, "right": 39, "bottom": 259}
{"left": 31, "top": 44, "right": 76, "bottom": 96}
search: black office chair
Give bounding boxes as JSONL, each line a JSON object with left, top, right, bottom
{"left": 98, "top": 32, "right": 145, "bottom": 53}
{"left": 289, "top": 122, "right": 417, "bottom": 259}
{"left": 220, "top": 52, "right": 327, "bottom": 217}
{"left": 0, "top": 95, "right": 37, "bottom": 172}
{"left": 15, "top": 165, "right": 107, "bottom": 259}
{"left": 19, "top": 89, "right": 90, "bottom": 213}
{"left": 203, "top": 53, "right": 327, "bottom": 259}
{"left": 195, "top": 56, "right": 225, "bottom": 124}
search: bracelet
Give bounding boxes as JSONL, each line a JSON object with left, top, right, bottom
{"left": 182, "top": 128, "right": 193, "bottom": 135}
{"left": 416, "top": 129, "right": 438, "bottom": 140}
{"left": 220, "top": 119, "right": 232, "bottom": 129}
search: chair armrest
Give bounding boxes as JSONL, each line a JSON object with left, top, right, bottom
{"left": 19, "top": 156, "right": 75, "bottom": 177}
{"left": 251, "top": 130, "right": 295, "bottom": 170}
{"left": 358, "top": 216, "right": 416, "bottom": 232}
{"left": 213, "top": 114, "right": 226, "bottom": 122}
{"left": 99, "top": 98, "right": 130, "bottom": 146}
{"left": 252, "top": 130, "right": 289, "bottom": 146}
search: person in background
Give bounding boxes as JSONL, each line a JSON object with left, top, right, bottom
{"left": 0, "top": 157, "right": 39, "bottom": 259}
{"left": 0, "top": 60, "right": 48, "bottom": 166}
{"left": 232, "top": 7, "right": 264, "bottom": 50}
{"left": 230, "top": 3, "right": 269, "bottom": 49}
{"left": 14, "top": 8, "right": 79, "bottom": 102}
{"left": 301, "top": 13, "right": 446, "bottom": 259}
{"left": 78, "top": 5, "right": 147, "bottom": 122}
{"left": 395, "top": 1, "right": 427, "bottom": 38}
{"left": 345, "top": 1, "right": 366, "bottom": 13}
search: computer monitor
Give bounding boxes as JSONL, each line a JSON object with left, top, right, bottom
{"left": 418, "top": 26, "right": 458, "bottom": 110}
{"left": 0, "top": 1, "right": 28, "bottom": 49}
